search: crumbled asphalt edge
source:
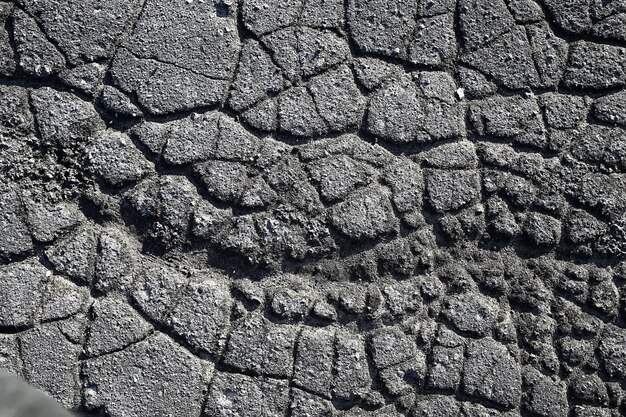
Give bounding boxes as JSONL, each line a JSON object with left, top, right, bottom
{"left": 0, "top": 0, "right": 625, "bottom": 416}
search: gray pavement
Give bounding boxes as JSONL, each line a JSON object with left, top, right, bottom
{"left": 0, "top": 0, "right": 625, "bottom": 416}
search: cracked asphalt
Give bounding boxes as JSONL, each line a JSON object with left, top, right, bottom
{"left": 0, "top": 0, "right": 625, "bottom": 416}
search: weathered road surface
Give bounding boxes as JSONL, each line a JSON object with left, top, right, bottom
{"left": 0, "top": 0, "right": 625, "bottom": 416}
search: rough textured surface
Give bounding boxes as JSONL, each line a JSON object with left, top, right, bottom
{"left": 1, "top": 0, "right": 626, "bottom": 416}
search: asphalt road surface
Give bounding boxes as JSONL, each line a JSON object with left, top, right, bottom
{"left": 0, "top": 0, "right": 625, "bottom": 416}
